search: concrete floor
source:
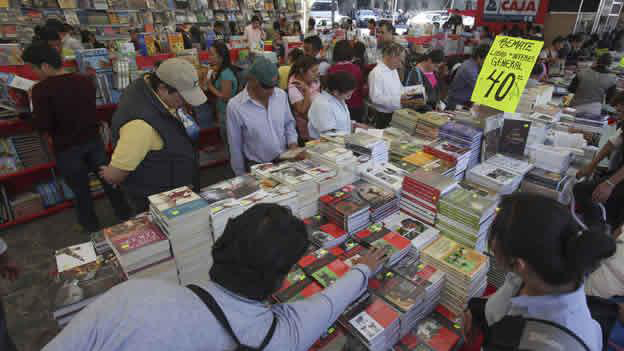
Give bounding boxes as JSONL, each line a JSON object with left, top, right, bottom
{"left": 0, "top": 165, "right": 233, "bottom": 351}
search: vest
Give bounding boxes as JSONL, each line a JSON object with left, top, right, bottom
{"left": 111, "top": 75, "right": 199, "bottom": 198}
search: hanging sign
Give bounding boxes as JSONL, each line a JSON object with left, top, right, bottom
{"left": 471, "top": 35, "right": 543, "bottom": 112}
{"left": 482, "top": 0, "right": 542, "bottom": 22}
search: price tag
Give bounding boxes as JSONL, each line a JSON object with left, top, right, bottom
{"left": 471, "top": 36, "right": 543, "bottom": 112}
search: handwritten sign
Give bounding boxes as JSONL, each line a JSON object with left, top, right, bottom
{"left": 471, "top": 36, "right": 543, "bottom": 112}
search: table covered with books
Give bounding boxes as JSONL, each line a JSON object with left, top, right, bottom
{"left": 48, "top": 81, "right": 612, "bottom": 350}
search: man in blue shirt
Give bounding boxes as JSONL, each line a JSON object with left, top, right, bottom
{"left": 42, "top": 204, "right": 387, "bottom": 351}
{"left": 446, "top": 44, "right": 490, "bottom": 110}
{"left": 226, "top": 57, "right": 299, "bottom": 176}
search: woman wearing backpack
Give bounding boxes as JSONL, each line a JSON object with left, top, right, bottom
{"left": 463, "top": 194, "right": 616, "bottom": 351}
{"left": 205, "top": 41, "right": 238, "bottom": 148}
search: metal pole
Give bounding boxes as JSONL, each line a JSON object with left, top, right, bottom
{"left": 331, "top": 0, "right": 335, "bottom": 28}
{"left": 573, "top": 0, "right": 585, "bottom": 33}
{"left": 450, "top": 0, "right": 455, "bottom": 10}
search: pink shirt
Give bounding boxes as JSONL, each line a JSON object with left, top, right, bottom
{"left": 423, "top": 71, "right": 438, "bottom": 88}
{"left": 244, "top": 24, "right": 264, "bottom": 49}
{"left": 288, "top": 76, "right": 321, "bottom": 140}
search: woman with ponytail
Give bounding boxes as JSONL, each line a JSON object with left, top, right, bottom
{"left": 463, "top": 193, "right": 616, "bottom": 351}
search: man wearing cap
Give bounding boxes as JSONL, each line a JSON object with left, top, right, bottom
{"left": 226, "top": 57, "right": 298, "bottom": 176}
{"left": 99, "top": 58, "right": 207, "bottom": 212}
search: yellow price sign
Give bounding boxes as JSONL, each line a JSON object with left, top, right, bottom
{"left": 471, "top": 36, "right": 543, "bottom": 112}
{"left": 619, "top": 56, "right": 624, "bottom": 68}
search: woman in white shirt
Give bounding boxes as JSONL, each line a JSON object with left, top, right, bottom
{"left": 308, "top": 71, "right": 356, "bottom": 139}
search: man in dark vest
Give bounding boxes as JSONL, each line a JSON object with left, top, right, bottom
{"left": 99, "top": 58, "right": 207, "bottom": 213}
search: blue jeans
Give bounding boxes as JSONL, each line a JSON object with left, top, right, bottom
{"left": 55, "top": 140, "right": 133, "bottom": 232}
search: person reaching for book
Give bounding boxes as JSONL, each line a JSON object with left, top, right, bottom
{"left": 462, "top": 194, "right": 615, "bottom": 351}
{"left": 42, "top": 204, "right": 388, "bottom": 351}
{"left": 0, "top": 238, "right": 19, "bottom": 351}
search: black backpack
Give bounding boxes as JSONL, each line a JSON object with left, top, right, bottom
{"left": 187, "top": 285, "right": 277, "bottom": 351}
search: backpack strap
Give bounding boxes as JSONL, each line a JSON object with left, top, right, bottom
{"left": 486, "top": 315, "right": 590, "bottom": 351}
{"left": 187, "top": 284, "right": 278, "bottom": 350}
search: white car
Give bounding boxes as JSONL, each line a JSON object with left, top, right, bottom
{"left": 407, "top": 11, "right": 449, "bottom": 26}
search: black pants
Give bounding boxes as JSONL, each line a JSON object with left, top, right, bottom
{"left": 123, "top": 189, "right": 150, "bottom": 215}
{"left": 374, "top": 111, "right": 393, "bottom": 129}
{"left": 348, "top": 105, "right": 365, "bottom": 123}
{"left": 55, "top": 140, "right": 133, "bottom": 232}
{"left": 573, "top": 176, "right": 624, "bottom": 228}
{"left": 0, "top": 301, "right": 16, "bottom": 351}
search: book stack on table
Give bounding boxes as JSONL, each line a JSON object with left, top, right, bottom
{"left": 400, "top": 169, "right": 458, "bottom": 226}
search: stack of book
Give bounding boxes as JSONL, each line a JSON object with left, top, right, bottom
{"left": 466, "top": 163, "right": 523, "bottom": 195}
{"left": 310, "top": 222, "right": 349, "bottom": 249}
{"left": 340, "top": 294, "right": 402, "bottom": 351}
{"left": 353, "top": 179, "right": 399, "bottom": 222}
{"left": 400, "top": 151, "right": 456, "bottom": 177}
{"left": 439, "top": 121, "right": 483, "bottom": 169}
{"left": 298, "top": 248, "right": 351, "bottom": 288}
{"left": 0, "top": 137, "right": 20, "bottom": 175}
{"left": 51, "top": 250, "right": 126, "bottom": 327}
{"left": 421, "top": 236, "right": 489, "bottom": 315}
{"left": 361, "top": 163, "right": 406, "bottom": 196}
{"left": 36, "top": 180, "right": 66, "bottom": 208}
{"left": 526, "top": 144, "right": 571, "bottom": 174}
{"left": 389, "top": 141, "right": 425, "bottom": 165}
{"left": 354, "top": 223, "right": 411, "bottom": 266}
{"left": 485, "top": 154, "right": 533, "bottom": 176}
{"left": 148, "top": 186, "right": 212, "bottom": 285}
{"left": 412, "top": 112, "right": 450, "bottom": 141}
{"left": 390, "top": 109, "right": 424, "bottom": 135}
{"left": 400, "top": 170, "right": 458, "bottom": 226}
{"left": 306, "top": 142, "right": 359, "bottom": 184}
{"left": 425, "top": 140, "right": 471, "bottom": 180}
{"left": 10, "top": 192, "right": 43, "bottom": 220}
{"left": 319, "top": 185, "right": 371, "bottom": 234}
{"left": 102, "top": 216, "right": 177, "bottom": 283}
{"left": 393, "top": 255, "right": 446, "bottom": 321}
{"left": 436, "top": 183, "right": 500, "bottom": 252}
{"left": 10, "top": 133, "right": 50, "bottom": 168}
{"left": 382, "top": 211, "right": 440, "bottom": 258}
{"left": 521, "top": 167, "right": 570, "bottom": 201}
{"left": 253, "top": 162, "right": 321, "bottom": 218}
{"left": 345, "top": 132, "right": 389, "bottom": 165}
{"left": 393, "top": 309, "right": 463, "bottom": 351}
{"left": 369, "top": 269, "right": 426, "bottom": 336}
{"left": 293, "top": 159, "right": 345, "bottom": 197}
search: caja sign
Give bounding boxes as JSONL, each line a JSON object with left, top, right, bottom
{"left": 481, "top": 0, "right": 545, "bottom": 22}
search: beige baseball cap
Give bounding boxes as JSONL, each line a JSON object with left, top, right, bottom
{"left": 155, "top": 58, "right": 207, "bottom": 106}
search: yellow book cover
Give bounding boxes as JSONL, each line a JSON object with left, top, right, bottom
{"left": 167, "top": 33, "right": 184, "bottom": 54}
{"left": 420, "top": 112, "right": 450, "bottom": 128}
{"left": 423, "top": 236, "right": 488, "bottom": 279}
{"left": 402, "top": 151, "right": 436, "bottom": 167}
{"left": 108, "top": 12, "right": 120, "bottom": 24}
{"left": 143, "top": 34, "right": 157, "bottom": 56}
{"left": 0, "top": 0, "right": 9, "bottom": 7}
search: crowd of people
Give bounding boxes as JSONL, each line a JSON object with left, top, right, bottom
{"left": 1, "top": 14, "right": 624, "bottom": 351}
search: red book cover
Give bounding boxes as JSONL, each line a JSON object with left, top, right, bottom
{"left": 366, "top": 297, "right": 400, "bottom": 329}
{"left": 394, "top": 311, "right": 462, "bottom": 351}
{"left": 354, "top": 223, "right": 391, "bottom": 246}
{"left": 400, "top": 191, "right": 438, "bottom": 213}
{"left": 402, "top": 181, "right": 440, "bottom": 202}
{"left": 311, "top": 259, "right": 350, "bottom": 287}
{"left": 103, "top": 217, "right": 167, "bottom": 254}
{"left": 423, "top": 146, "right": 459, "bottom": 164}
{"left": 319, "top": 185, "right": 354, "bottom": 206}
{"left": 304, "top": 214, "right": 329, "bottom": 233}
{"left": 319, "top": 223, "right": 347, "bottom": 239}
{"left": 298, "top": 248, "right": 337, "bottom": 274}
{"left": 330, "top": 238, "right": 364, "bottom": 257}
{"left": 373, "top": 231, "right": 410, "bottom": 253}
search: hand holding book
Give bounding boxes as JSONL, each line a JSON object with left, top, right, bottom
{"left": 352, "top": 247, "right": 388, "bottom": 275}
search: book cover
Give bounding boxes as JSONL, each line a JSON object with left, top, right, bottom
{"left": 297, "top": 248, "right": 336, "bottom": 273}
{"left": 394, "top": 312, "right": 462, "bottom": 351}
{"left": 149, "top": 186, "right": 204, "bottom": 212}
{"left": 167, "top": 32, "right": 184, "bottom": 53}
{"left": 312, "top": 223, "right": 346, "bottom": 243}
{"left": 369, "top": 270, "right": 424, "bottom": 312}
{"left": 355, "top": 222, "right": 391, "bottom": 246}
{"left": 347, "top": 296, "right": 400, "bottom": 342}
{"left": 106, "top": 220, "right": 167, "bottom": 255}
{"left": 393, "top": 256, "right": 444, "bottom": 288}
{"left": 499, "top": 119, "right": 531, "bottom": 157}
{"left": 304, "top": 214, "right": 329, "bottom": 236}
{"left": 370, "top": 231, "right": 410, "bottom": 256}
{"left": 353, "top": 180, "right": 394, "bottom": 209}
{"left": 422, "top": 237, "right": 487, "bottom": 278}
{"left": 311, "top": 259, "right": 350, "bottom": 287}
{"left": 136, "top": 33, "right": 157, "bottom": 56}
{"left": 55, "top": 242, "right": 97, "bottom": 272}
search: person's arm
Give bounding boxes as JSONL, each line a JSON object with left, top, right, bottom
{"left": 99, "top": 120, "right": 158, "bottom": 185}
{"left": 226, "top": 103, "right": 246, "bottom": 175}
{"left": 577, "top": 140, "right": 615, "bottom": 178}
{"left": 206, "top": 77, "right": 233, "bottom": 100}
{"left": 283, "top": 96, "right": 298, "bottom": 148}
{"left": 593, "top": 163, "right": 624, "bottom": 203}
{"left": 290, "top": 83, "right": 313, "bottom": 118}
{"left": 308, "top": 98, "right": 336, "bottom": 135}
{"left": 277, "top": 248, "right": 386, "bottom": 351}
{"left": 368, "top": 70, "right": 401, "bottom": 110}
{"left": 30, "top": 84, "right": 53, "bottom": 132}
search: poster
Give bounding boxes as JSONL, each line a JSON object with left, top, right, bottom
{"left": 471, "top": 35, "right": 543, "bottom": 112}
{"left": 480, "top": 0, "right": 547, "bottom": 23}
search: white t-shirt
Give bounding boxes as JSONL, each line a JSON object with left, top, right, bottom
{"left": 308, "top": 91, "right": 351, "bottom": 139}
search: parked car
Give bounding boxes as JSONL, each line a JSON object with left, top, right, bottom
{"left": 356, "top": 9, "right": 378, "bottom": 28}
{"left": 407, "top": 10, "right": 449, "bottom": 26}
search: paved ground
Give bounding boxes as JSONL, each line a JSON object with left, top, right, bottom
{"left": 0, "top": 165, "right": 233, "bottom": 351}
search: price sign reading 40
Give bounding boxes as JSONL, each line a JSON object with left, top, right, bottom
{"left": 471, "top": 36, "right": 543, "bottom": 112}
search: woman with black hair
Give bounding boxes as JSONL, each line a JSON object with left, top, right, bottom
{"left": 404, "top": 49, "right": 444, "bottom": 109}
{"left": 569, "top": 53, "right": 617, "bottom": 117}
{"left": 328, "top": 40, "right": 365, "bottom": 122}
{"left": 205, "top": 41, "right": 238, "bottom": 147}
{"left": 464, "top": 194, "right": 615, "bottom": 351}
{"left": 308, "top": 71, "right": 356, "bottom": 138}
{"left": 288, "top": 55, "right": 320, "bottom": 141}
